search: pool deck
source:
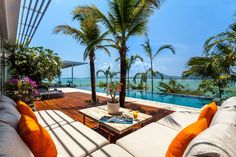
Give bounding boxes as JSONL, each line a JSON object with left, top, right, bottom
{"left": 57, "top": 87, "right": 201, "bottom": 113}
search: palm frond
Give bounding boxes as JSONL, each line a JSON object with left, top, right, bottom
{"left": 153, "top": 44, "right": 175, "bottom": 59}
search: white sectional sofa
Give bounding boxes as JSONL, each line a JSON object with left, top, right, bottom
{"left": 0, "top": 95, "right": 236, "bottom": 157}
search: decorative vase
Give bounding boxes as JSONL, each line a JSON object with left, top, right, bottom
{"left": 107, "top": 101, "right": 120, "bottom": 114}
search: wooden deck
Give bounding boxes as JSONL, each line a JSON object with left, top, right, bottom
{"left": 35, "top": 92, "right": 174, "bottom": 142}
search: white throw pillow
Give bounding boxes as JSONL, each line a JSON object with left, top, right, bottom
{"left": 0, "top": 95, "right": 16, "bottom": 106}
{"left": 183, "top": 124, "right": 236, "bottom": 157}
{"left": 210, "top": 107, "right": 236, "bottom": 126}
{"left": 0, "top": 123, "right": 34, "bottom": 157}
{"left": 0, "top": 102, "right": 21, "bottom": 129}
{"left": 221, "top": 97, "right": 236, "bottom": 109}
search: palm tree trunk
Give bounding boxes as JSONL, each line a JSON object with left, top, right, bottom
{"left": 127, "top": 70, "right": 130, "bottom": 90}
{"left": 89, "top": 50, "right": 97, "bottom": 102}
{"left": 151, "top": 60, "right": 154, "bottom": 93}
{"left": 119, "top": 44, "right": 127, "bottom": 107}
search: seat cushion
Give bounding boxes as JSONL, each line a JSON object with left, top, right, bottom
{"left": 87, "top": 144, "right": 133, "bottom": 157}
{"left": 116, "top": 123, "right": 178, "bottom": 157}
{"left": 183, "top": 124, "right": 236, "bottom": 157}
{"left": 0, "top": 102, "right": 21, "bottom": 129}
{"left": 16, "top": 101, "right": 38, "bottom": 122}
{"left": 48, "top": 121, "right": 109, "bottom": 157}
{"left": 157, "top": 111, "right": 199, "bottom": 131}
{"left": 0, "top": 122, "right": 34, "bottom": 157}
{"left": 34, "top": 110, "right": 75, "bottom": 130}
{"left": 0, "top": 95, "right": 16, "bottom": 106}
{"left": 18, "top": 115, "right": 57, "bottom": 157}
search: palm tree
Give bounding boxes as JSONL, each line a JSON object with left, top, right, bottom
{"left": 54, "top": 6, "right": 110, "bottom": 102}
{"left": 97, "top": 66, "right": 111, "bottom": 88}
{"left": 133, "top": 71, "right": 148, "bottom": 91}
{"left": 158, "top": 79, "right": 185, "bottom": 94}
{"left": 204, "top": 22, "right": 236, "bottom": 54}
{"left": 141, "top": 38, "right": 175, "bottom": 92}
{"left": 116, "top": 55, "right": 143, "bottom": 89}
{"left": 109, "top": 71, "right": 119, "bottom": 82}
{"left": 183, "top": 43, "right": 236, "bottom": 100}
{"left": 89, "top": 0, "right": 164, "bottom": 107}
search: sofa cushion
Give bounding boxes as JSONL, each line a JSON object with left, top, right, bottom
{"left": 0, "top": 95, "right": 16, "bottom": 106}
{"left": 18, "top": 115, "right": 57, "bottom": 157}
{"left": 221, "top": 97, "right": 236, "bottom": 108}
{"left": 116, "top": 123, "right": 178, "bottom": 157}
{"left": 87, "top": 144, "right": 133, "bottom": 157}
{"left": 157, "top": 111, "right": 199, "bottom": 131}
{"left": 17, "top": 101, "right": 38, "bottom": 122}
{"left": 166, "top": 119, "right": 208, "bottom": 157}
{"left": 183, "top": 124, "right": 236, "bottom": 157}
{"left": 0, "top": 102, "right": 21, "bottom": 129}
{"left": 0, "top": 122, "right": 34, "bottom": 157}
{"left": 48, "top": 121, "right": 109, "bottom": 157}
{"left": 34, "top": 110, "right": 75, "bottom": 130}
{"left": 210, "top": 106, "right": 236, "bottom": 126}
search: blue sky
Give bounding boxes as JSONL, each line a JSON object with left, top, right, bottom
{"left": 30, "top": 0, "right": 236, "bottom": 78}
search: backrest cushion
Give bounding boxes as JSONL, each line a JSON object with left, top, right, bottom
{"left": 0, "top": 102, "right": 21, "bottom": 129}
{"left": 166, "top": 119, "right": 208, "bottom": 157}
{"left": 221, "top": 97, "right": 236, "bottom": 109}
{"left": 0, "top": 95, "right": 16, "bottom": 106}
{"left": 210, "top": 106, "right": 236, "bottom": 126}
{"left": 16, "top": 101, "right": 38, "bottom": 122}
{"left": 198, "top": 102, "right": 218, "bottom": 126}
{"left": 183, "top": 124, "right": 236, "bottom": 157}
{"left": 0, "top": 122, "right": 34, "bottom": 157}
{"left": 18, "top": 115, "right": 57, "bottom": 157}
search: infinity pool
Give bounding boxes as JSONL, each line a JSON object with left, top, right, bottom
{"left": 77, "top": 86, "right": 212, "bottom": 109}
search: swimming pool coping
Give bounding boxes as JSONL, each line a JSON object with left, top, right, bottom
{"left": 54, "top": 87, "right": 201, "bottom": 113}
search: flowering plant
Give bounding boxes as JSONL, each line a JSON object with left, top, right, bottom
{"left": 106, "top": 82, "right": 122, "bottom": 103}
{"left": 5, "top": 77, "right": 39, "bottom": 104}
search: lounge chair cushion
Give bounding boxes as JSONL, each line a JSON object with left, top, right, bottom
{"left": 116, "top": 122, "right": 178, "bottom": 157}
{"left": 210, "top": 106, "right": 236, "bottom": 126}
{"left": 183, "top": 123, "right": 236, "bottom": 157}
{"left": 0, "top": 122, "right": 34, "bottom": 157}
{"left": 221, "top": 97, "right": 236, "bottom": 108}
{"left": 157, "top": 111, "right": 199, "bottom": 131}
{"left": 34, "top": 110, "right": 75, "bottom": 130}
{"left": 87, "top": 144, "right": 133, "bottom": 157}
{"left": 0, "top": 101, "right": 21, "bottom": 129}
{"left": 48, "top": 121, "right": 109, "bottom": 157}
{"left": 0, "top": 95, "right": 16, "bottom": 106}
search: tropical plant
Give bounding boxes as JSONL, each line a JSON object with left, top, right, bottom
{"left": 116, "top": 55, "right": 143, "bottom": 89}
{"left": 106, "top": 82, "right": 122, "bottom": 103}
{"left": 133, "top": 71, "right": 149, "bottom": 91}
{"left": 158, "top": 79, "right": 185, "bottom": 94}
{"left": 97, "top": 66, "right": 111, "bottom": 88}
{"left": 5, "top": 77, "right": 39, "bottom": 104}
{"left": 89, "top": 0, "right": 163, "bottom": 107}
{"left": 54, "top": 6, "right": 110, "bottom": 102}
{"left": 6, "top": 45, "right": 61, "bottom": 83}
{"left": 141, "top": 38, "right": 175, "bottom": 92}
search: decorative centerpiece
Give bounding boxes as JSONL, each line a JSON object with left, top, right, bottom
{"left": 5, "top": 77, "right": 39, "bottom": 110}
{"left": 106, "top": 82, "right": 122, "bottom": 114}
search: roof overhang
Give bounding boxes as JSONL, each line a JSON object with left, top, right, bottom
{"left": 0, "top": 0, "right": 21, "bottom": 44}
{"left": 62, "top": 61, "right": 88, "bottom": 69}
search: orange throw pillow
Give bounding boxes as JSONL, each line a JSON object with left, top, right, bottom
{"left": 18, "top": 115, "right": 57, "bottom": 157}
{"left": 166, "top": 119, "right": 208, "bottom": 157}
{"left": 198, "top": 102, "right": 218, "bottom": 126}
{"left": 16, "top": 101, "right": 38, "bottom": 122}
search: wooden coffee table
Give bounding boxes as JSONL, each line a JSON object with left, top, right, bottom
{"left": 78, "top": 105, "right": 152, "bottom": 142}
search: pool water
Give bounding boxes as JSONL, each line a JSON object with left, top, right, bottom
{"left": 78, "top": 86, "right": 212, "bottom": 109}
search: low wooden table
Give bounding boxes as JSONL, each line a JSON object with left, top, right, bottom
{"left": 78, "top": 105, "right": 152, "bottom": 142}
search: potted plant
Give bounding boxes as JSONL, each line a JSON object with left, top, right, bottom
{"left": 106, "top": 82, "right": 122, "bottom": 114}
{"left": 5, "top": 77, "right": 39, "bottom": 110}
